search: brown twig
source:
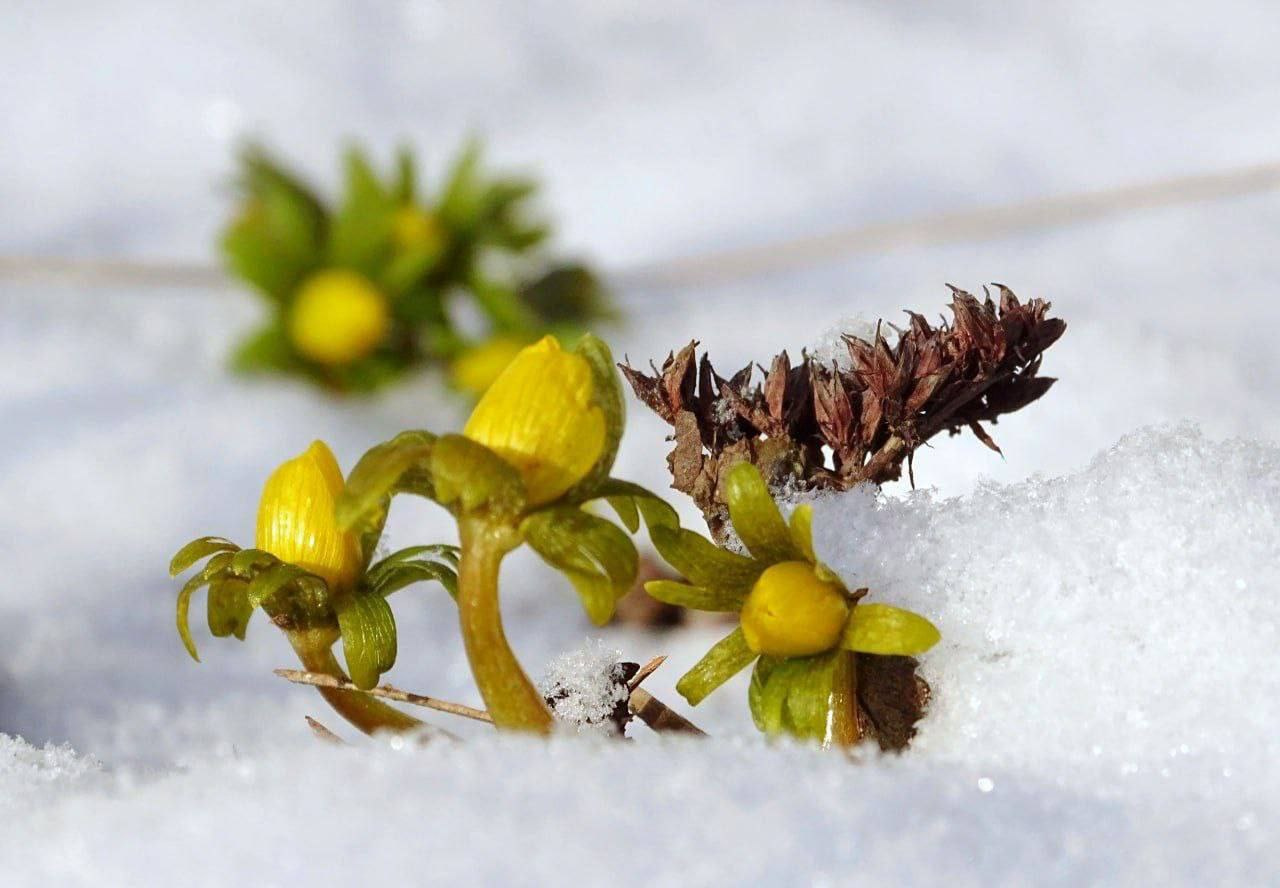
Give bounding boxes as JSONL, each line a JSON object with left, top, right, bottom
{"left": 627, "top": 655, "right": 667, "bottom": 691}
{"left": 628, "top": 689, "right": 707, "bottom": 736}
{"left": 275, "top": 668, "right": 493, "bottom": 723}
{"left": 277, "top": 660, "right": 710, "bottom": 738}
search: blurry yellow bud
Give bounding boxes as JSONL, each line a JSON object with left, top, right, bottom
{"left": 289, "top": 270, "right": 390, "bottom": 366}
{"left": 463, "top": 335, "right": 605, "bottom": 506}
{"left": 740, "top": 561, "right": 849, "bottom": 657}
{"left": 391, "top": 206, "right": 447, "bottom": 255}
{"left": 450, "top": 336, "right": 528, "bottom": 397}
{"left": 256, "top": 440, "right": 362, "bottom": 590}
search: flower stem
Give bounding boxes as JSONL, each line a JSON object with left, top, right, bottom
{"left": 288, "top": 629, "right": 422, "bottom": 736}
{"left": 457, "top": 518, "right": 555, "bottom": 733}
{"left": 828, "top": 650, "right": 862, "bottom": 748}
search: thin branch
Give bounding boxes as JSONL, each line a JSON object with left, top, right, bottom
{"left": 277, "top": 660, "right": 709, "bottom": 737}
{"left": 7, "top": 161, "right": 1280, "bottom": 292}
{"left": 628, "top": 655, "right": 667, "bottom": 691}
{"left": 629, "top": 689, "right": 707, "bottom": 737}
{"left": 275, "top": 668, "right": 493, "bottom": 723}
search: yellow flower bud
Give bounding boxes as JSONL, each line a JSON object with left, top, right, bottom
{"left": 289, "top": 270, "right": 390, "bottom": 366}
{"left": 449, "top": 336, "right": 528, "bottom": 397}
{"left": 391, "top": 206, "right": 446, "bottom": 255}
{"left": 740, "top": 561, "right": 850, "bottom": 657}
{"left": 256, "top": 441, "right": 363, "bottom": 590}
{"left": 463, "top": 335, "right": 605, "bottom": 506}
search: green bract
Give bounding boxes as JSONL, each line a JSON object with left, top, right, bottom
{"left": 646, "top": 462, "right": 941, "bottom": 746}
{"left": 170, "top": 536, "right": 457, "bottom": 692}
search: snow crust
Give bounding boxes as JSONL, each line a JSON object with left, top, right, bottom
{"left": 5, "top": 1, "right": 1280, "bottom": 884}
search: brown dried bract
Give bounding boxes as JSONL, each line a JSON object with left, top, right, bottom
{"left": 855, "top": 655, "right": 931, "bottom": 752}
{"left": 621, "top": 285, "right": 1064, "bottom": 538}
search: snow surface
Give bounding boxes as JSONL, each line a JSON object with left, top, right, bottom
{"left": 4, "top": 1, "right": 1280, "bottom": 885}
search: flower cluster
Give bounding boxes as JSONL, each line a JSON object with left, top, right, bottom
{"left": 172, "top": 330, "right": 953, "bottom": 749}
{"left": 222, "top": 142, "right": 612, "bottom": 393}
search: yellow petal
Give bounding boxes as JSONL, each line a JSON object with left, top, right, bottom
{"left": 449, "top": 336, "right": 528, "bottom": 397}
{"left": 463, "top": 335, "right": 605, "bottom": 505}
{"left": 289, "top": 269, "right": 390, "bottom": 366}
{"left": 255, "top": 441, "right": 362, "bottom": 590}
{"left": 740, "top": 561, "right": 850, "bottom": 658}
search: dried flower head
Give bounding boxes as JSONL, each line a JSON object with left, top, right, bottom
{"left": 621, "top": 285, "right": 1065, "bottom": 539}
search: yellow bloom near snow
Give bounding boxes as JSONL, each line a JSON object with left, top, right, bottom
{"left": 449, "top": 336, "right": 527, "bottom": 397}
{"left": 256, "top": 440, "right": 362, "bottom": 590}
{"left": 463, "top": 335, "right": 605, "bottom": 505}
{"left": 289, "top": 270, "right": 390, "bottom": 366}
{"left": 740, "top": 560, "right": 850, "bottom": 657}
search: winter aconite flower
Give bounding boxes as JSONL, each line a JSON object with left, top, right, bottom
{"left": 336, "top": 334, "right": 677, "bottom": 733}
{"left": 463, "top": 336, "right": 606, "bottom": 505}
{"left": 647, "top": 462, "right": 940, "bottom": 747}
{"left": 288, "top": 270, "right": 391, "bottom": 367}
{"left": 170, "top": 440, "right": 459, "bottom": 735}
{"left": 222, "top": 142, "right": 612, "bottom": 394}
{"left": 255, "top": 440, "right": 363, "bottom": 588}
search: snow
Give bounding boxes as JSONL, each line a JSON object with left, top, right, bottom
{"left": 538, "top": 640, "right": 631, "bottom": 735}
{"left": 5, "top": 1, "right": 1280, "bottom": 884}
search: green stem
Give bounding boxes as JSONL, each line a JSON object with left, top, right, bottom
{"left": 457, "top": 518, "right": 555, "bottom": 733}
{"left": 289, "top": 629, "right": 422, "bottom": 736}
{"left": 828, "top": 650, "right": 862, "bottom": 748}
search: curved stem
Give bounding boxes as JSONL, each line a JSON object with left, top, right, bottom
{"left": 827, "top": 650, "right": 862, "bottom": 748}
{"left": 288, "top": 630, "right": 422, "bottom": 736}
{"left": 457, "top": 519, "right": 554, "bottom": 733}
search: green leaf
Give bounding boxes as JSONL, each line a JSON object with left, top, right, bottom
{"left": 522, "top": 507, "right": 638, "bottom": 625}
{"left": 366, "top": 545, "right": 459, "bottom": 583}
{"left": 675, "top": 626, "right": 756, "bottom": 706}
{"left": 370, "top": 561, "right": 459, "bottom": 601}
{"left": 245, "top": 561, "right": 308, "bottom": 609}
{"left": 328, "top": 146, "right": 396, "bottom": 274}
{"left": 747, "top": 653, "right": 836, "bottom": 741}
{"left": 430, "top": 433, "right": 526, "bottom": 516}
{"left": 229, "top": 324, "right": 297, "bottom": 374}
{"left": 207, "top": 578, "right": 253, "bottom": 640}
{"left": 169, "top": 537, "right": 240, "bottom": 577}
{"left": 336, "top": 430, "right": 437, "bottom": 555}
{"left": 222, "top": 147, "right": 326, "bottom": 299}
{"left": 644, "top": 579, "right": 745, "bottom": 613}
{"left": 581, "top": 478, "right": 680, "bottom": 532}
{"left": 517, "top": 264, "right": 613, "bottom": 325}
{"left": 175, "top": 551, "right": 235, "bottom": 662}
{"left": 335, "top": 588, "right": 398, "bottom": 690}
{"left": 438, "top": 139, "right": 484, "bottom": 230}
{"left": 649, "top": 525, "right": 763, "bottom": 599}
{"left": 841, "top": 603, "right": 941, "bottom": 655}
{"left": 725, "top": 462, "right": 801, "bottom": 563}
{"left": 393, "top": 146, "right": 417, "bottom": 203}
{"left": 228, "top": 548, "right": 277, "bottom": 578}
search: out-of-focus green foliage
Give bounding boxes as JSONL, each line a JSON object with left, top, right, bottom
{"left": 222, "top": 141, "right": 613, "bottom": 394}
